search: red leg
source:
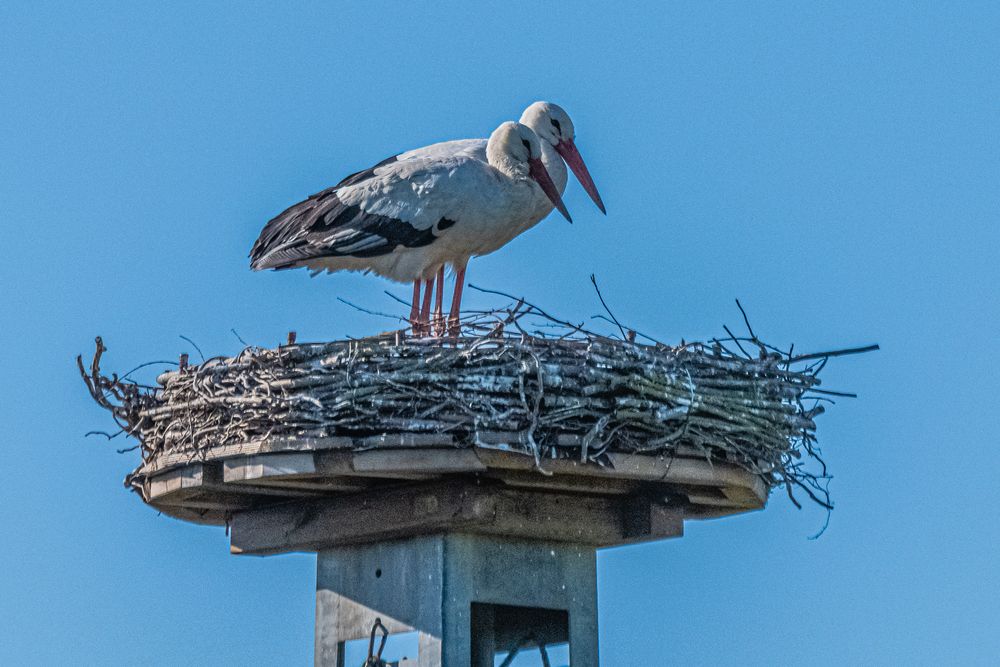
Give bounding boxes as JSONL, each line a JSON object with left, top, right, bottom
{"left": 448, "top": 264, "right": 466, "bottom": 336}
{"left": 419, "top": 277, "right": 434, "bottom": 334}
{"left": 433, "top": 266, "right": 445, "bottom": 336}
{"left": 409, "top": 281, "right": 420, "bottom": 333}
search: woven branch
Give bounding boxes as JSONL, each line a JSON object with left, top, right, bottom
{"left": 79, "top": 300, "right": 876, "bottom": 510}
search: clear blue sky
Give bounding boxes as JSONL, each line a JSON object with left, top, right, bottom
{"left": 1, "top": 2, "right": 997, "bottom": 665}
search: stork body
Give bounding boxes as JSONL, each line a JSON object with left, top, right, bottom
{"left": 392, "top": 102, "right": 605, "bottom": 237}
{"left": 396, "top": 137, "right": 568, "bottom": 231}
{"left": 250, "top": 122, "right": 569, "bottom": 333}
{"left": 253, "top": 154, "right": 536, "bottom": 282}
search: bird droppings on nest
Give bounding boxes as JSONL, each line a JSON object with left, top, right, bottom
{"left": 79, "top": 293, "right": 877, "bottom": 516}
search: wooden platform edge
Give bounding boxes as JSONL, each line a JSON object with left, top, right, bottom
{"left": 229, "top": 480, "right": 685, "bottom": 556}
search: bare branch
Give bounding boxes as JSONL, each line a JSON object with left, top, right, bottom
{"left": 735, "top": 298, "right": 757, "bottom": 340}
{"left": 179, "top": 335, "right": 205, "bottom": 363}
{"left": 589, "top": 273, "right": 627, "bottom": 340}
{"left": 337, "top": 296, "right": 409, "bottom": 323}
{"left": 790, "top": 344, "right": 880, "bottom": 363}
{"left": 230, "top": 328, "right": 249, "bottom": 346}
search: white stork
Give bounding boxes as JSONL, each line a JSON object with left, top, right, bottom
{"left": 395, "top": 101, "right": 605, "bottom": 223}
{"left": 389, "top": 101, "right": 605, "bottom": 320}
{"left": 249, "top": 121, "right": 570, "bottom": 334}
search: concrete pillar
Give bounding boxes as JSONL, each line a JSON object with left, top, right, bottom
{"left": 315, "top": 533, "right": 598, "bottom": 666}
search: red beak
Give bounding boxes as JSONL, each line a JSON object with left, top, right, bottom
{"left": 529, "top": 157, "right": 573, "bottom": 223}
{"left": 555, "top": 138, "right": 606, "bottom": 214}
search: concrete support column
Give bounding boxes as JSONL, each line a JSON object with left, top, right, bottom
{"left": 315, "top": 533, "right": 598, "bottom": 666}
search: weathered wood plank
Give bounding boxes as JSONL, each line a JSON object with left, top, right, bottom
{"left": 722, "top": 482, "right": 768, "bottom": 508}
{"left": 319, "top": 450, "right": 436, "bottom": 480}
{"left": 352, "top": 449, "right": 486, "bottom": 474}
{"left": 231, "top": 482, "right": 481, "bottom": 555}
{"left": 147, "top": 462, "right": 219, "bottom": 500}
{"left": 485, "top": 469, "right": 637, "bottom": 496}
{"left": 148, "top": 459, "right": 323, "bottom": 511}
{"left": 229, "top": 481, "right": 683, "bottom": 555}
{"left": 658, "top": 456, "right": 747, "bottom": 488}
{"left": 156, "top": 490, "right": 259, "bottom": 511}
{"left": 358, "top": 433, "right": 456, "bottom": 449}
{"left": 240, "top": 476, "right": 371, "bottom": 493}
{"left": 146, "top": 435, "right": 354, "bottom": 474}
{"left": 223, "top": 452, "right": 316, "bottom": 483}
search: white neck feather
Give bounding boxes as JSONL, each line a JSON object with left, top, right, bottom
{"left": 486, "top": 122, "right": 532, "bottom": 180}
{"left": 486, "top": 143, "right": 529, "bottom": 180}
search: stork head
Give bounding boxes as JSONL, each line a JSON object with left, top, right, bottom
{"left": 520, "top": 101, "right": 606, "bottom": 214}
{"left": 487, "top": 121, "right": 572, "bottom": 223}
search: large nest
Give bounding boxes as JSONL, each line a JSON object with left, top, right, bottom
{"left": 80, "top": 293, "right": 875, "bottom": 510}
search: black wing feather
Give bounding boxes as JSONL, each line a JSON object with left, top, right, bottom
{"left": 249, "top": 155, "right": 446, "bottom": 271}
{"left": 333, "top": 154, "right": 398, "bottom": 188}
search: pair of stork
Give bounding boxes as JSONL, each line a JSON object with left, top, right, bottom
{"left": 249, "top": 101, "right": 605, "bottom": 335}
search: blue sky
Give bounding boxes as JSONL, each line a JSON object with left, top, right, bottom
{"left": 1, "top": 2, "right": 998, "bottom": 664}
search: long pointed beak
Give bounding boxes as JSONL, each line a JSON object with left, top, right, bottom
{"left": 529, "top": 157, "right": 572, "bottom": 223}
{"left": 555, "top": 138, "right": 606, "bottom": 214}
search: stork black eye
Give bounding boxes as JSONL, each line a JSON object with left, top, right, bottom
{"left": 521, "top": 139, "right": 531, "bottom": 153}
{"left": 551, "top": 118, "right": 562, "bottom": 134}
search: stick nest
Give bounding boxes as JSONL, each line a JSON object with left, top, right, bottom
{"left": 80, "top": 297, "right": 875, "bottom": 510}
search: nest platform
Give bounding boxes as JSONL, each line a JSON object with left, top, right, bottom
{"left": 81, "top": 316, "right": 852, "bottom": 553}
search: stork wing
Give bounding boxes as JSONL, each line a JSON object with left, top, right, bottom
{"left": 250, "top": 156, "right": 470, "bottom": 271}
{"left": 395, "top": 138, "right": 487, "bottom": 163}
{"left": 332, "top": 154, "right": 399, "bottom": 188}
{"left": 324, "top": 138, "right": 485, "bottom": 190}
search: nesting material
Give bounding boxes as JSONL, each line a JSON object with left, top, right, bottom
{"left": 81, "top": 304, "right": 872, "bottom": 510}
